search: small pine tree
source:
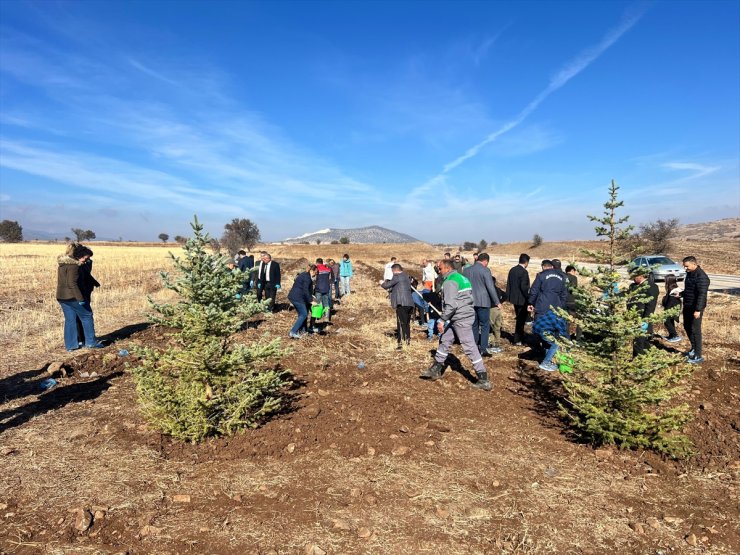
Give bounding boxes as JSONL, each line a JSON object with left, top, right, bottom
{"left": 339, "top": 237, "right": 350, "bottom": 244}
{"left": 558, "top": 181, "right": 693, "bottom": 458}
{"left": 158, "top": 233, "right": 169, "bottom": 243}
{"left": 131, "top": 216, "right": 289, "bottom": 442}
{"left": 531, "top": 233, "right": 543, "bottom": 248}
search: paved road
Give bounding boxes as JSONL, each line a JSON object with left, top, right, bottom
{"left": 489, "top": 256, "right": 740, "bottom": 295}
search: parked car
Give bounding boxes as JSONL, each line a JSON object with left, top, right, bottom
{"left": 628, "top": 255, "right": 686, "bottom": 282}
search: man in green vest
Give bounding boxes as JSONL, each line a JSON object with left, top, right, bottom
{"left": 420, "top": 259, "right": 492, "bottom": 390}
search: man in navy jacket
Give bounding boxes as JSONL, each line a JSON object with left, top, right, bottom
{"left": 528, "top": 260, "right": 568, "bottom": 371}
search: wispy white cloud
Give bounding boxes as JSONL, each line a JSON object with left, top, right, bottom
{"left": 127, "top": 57, "right": 180, "bottom": 86}
{"left": 661, "top": 161, "right": 720, "bottom": 180}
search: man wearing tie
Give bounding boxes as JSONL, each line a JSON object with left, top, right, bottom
{"left": 256, "top": 252, "right": 281, "bottom": 311}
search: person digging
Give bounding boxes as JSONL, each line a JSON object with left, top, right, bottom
{"left": 420, "top": 258, "right": 492, "bottom": 391}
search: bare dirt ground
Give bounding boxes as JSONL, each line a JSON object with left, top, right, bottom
{"left": 1, "top": 248, "right": 739, "bottom": 554}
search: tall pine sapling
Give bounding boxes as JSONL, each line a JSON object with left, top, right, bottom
{"left": 556, "top": 180, "right": 693, "bottom": 458}
{"left": 131, "top": 215, "right": 289, "bottom": 442}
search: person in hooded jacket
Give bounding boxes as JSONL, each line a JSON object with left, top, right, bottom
{"left": 57, "top": 243, "right": 103, "bottom": 351}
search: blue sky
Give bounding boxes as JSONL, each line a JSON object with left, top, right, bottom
{"left": 0, "top": 0, "right": 738, "bottom": 243}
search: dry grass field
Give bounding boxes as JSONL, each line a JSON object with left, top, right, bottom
{"left": 1, "top": 241, "right": 739, "bottom": 554}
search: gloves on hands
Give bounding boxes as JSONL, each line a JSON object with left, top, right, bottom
{"left": 275, "top": 284, "right": 281, "bottom": 290}
{"left": 640, "top": 322, "right": 648, "bottom": 332}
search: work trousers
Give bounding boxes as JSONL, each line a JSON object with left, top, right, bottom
{"left": 435, "top": 316, "right": 486, "bottom": 375}
{"left": 489, "top": 306, "right": 503, "bottom": 347}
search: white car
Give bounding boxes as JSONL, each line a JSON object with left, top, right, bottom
{"left": 629, "top": 255, "right": 686, "bottom": 282}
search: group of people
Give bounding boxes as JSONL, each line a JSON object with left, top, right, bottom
{"left": 56, "top": 242, "right": 711, "bottom": 374}
{"left": 286, "top": 254, "right": 353, "bottom": 338}
{"left": 377, "top": 250, "right": 712, "bottom": 390}
{"left": 626, "top": 256, "right": 710, "bottom": 364}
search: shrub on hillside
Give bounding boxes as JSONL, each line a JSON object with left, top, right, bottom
{"left": 131, "top": 216, "right": 290, "bottom": 442}
{"left": 531, "top": 233, "right": 543, "bottom": 248}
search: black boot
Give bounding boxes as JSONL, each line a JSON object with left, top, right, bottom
{"left": 472, "top": 371, "right": 492, "bottom": 391}
{"left": 420, "top": 361, "right": 444, "bottom": 380}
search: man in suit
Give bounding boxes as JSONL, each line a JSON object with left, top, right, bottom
{"left": 506, "top": 253, "right": 530, "bottom": 345}
{"left": 380, "top": 263, "right": 415, "bottom": 349}
{"left": 463, "top": 253, "right": 501, "bottom": 356}
{"left": 256, "top": 252, "right": 281, "bottom": 311}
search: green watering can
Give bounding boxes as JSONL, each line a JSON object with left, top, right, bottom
{"left": 311, "top": 304, "right": 325, "bottom": 318}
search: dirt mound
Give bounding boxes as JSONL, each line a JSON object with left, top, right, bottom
{"left": 2, "top": 260, "right": 739, "bottom": 554}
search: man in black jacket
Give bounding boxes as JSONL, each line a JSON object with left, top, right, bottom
{"left": 628, "top": 269, "right": 660, "bottom": 356}
{"left": 681, "top": 256, "right": 710, "bottom": 363}
{"left": 256, "top": 253, "right": 281, "bottom": 311}
{"left": 506, "top": 253, "right": 530, "bottom": 345}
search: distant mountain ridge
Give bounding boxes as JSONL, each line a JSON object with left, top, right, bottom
{"left": 284, "top": 226, "right": 420, "bottom": 244}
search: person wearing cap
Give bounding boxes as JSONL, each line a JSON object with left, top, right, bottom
{"left": 528, "top": 259, "right": 568, "bottom": 371}
{"left": 628, "top": 267, "right": 660, "bottom": 356}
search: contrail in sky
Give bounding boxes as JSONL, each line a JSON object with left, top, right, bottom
{"left": 441, "top": 4, "right": 649, "bottom": 175}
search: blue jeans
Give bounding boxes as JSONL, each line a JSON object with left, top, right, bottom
{"left": 427, "top": 316, "right": 438, "bottom": 338}
{"left": 290, "top": 300, "right": 309, "bottom": 334}
{"left": 472, "top": 306, "right": 491, "bottom": 352}
{"left": 543, "top": 342, "right": 560, "bottom": 366}
{"left": 334, "top": 278, "right": 341, "bottom": 299}
{"left": 340, "top": 276, "right": 351, "bottom": 295}
{"left": 58, "top": 299, "right": 96, "bottom": 350}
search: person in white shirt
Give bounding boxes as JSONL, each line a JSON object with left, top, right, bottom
{"left": 383, "top": 256, "right": 397, "bottom": 282}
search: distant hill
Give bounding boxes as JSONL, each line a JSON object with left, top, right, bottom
{"left": 284, "top": 226, "right": 420, "bottom": 244}
{"left": 678, "top": 218, "right": 740, "bottom": 241}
